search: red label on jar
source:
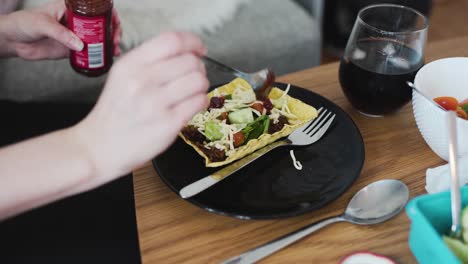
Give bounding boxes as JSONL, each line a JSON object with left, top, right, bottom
{"left": 67, "top": 10, "right": 106, "bottom": 69}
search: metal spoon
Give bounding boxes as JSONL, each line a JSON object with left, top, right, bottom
{"left": 222, "top": 179, "right": 409, "bottom": 264}
{"left": 406, "top": 81, "right": 446, "bottom": 111}
{"left": 447, "top": 111, "right": 463, "bottom": 240}
{"left": 203, "top": 56, "right": 275, "bottom": 100}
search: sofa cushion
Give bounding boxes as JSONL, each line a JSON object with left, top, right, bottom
{"left": 203, "top": 0, "right": 321, "bottom": 86}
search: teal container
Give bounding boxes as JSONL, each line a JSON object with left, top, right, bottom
{"left": 406, "top": 186, "right": 468, "bottom": 264}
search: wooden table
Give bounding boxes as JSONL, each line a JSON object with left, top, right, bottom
{"left": 134, "top": 37, "right": 468, "bottom": 264}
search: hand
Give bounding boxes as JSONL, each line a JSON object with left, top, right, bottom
{"left": 0, "top": 1, "right": 122, "bottom": 60}
{"left": 73, "top": 32, "right": 209, "bottom": 180}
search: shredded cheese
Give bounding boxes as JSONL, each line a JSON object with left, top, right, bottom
{"left": 268, "top": 83, "right": 298, "bottom": 124}
{"left": 281, "top": 84, "right": 291, "bottom": 99}
{"left": 187, "top": 83, "right": 299, "bottom": 158}
{"left": 232, "top": 88, "right": 256, "bottom": 104}
{"left": 289, "top": 150, "right": 303, "bottom": 170}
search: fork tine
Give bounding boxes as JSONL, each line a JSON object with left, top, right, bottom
{"left": 308, "top": 114, "right": 336, "bottom": 143}
{"left": 302, "top": 107, "right": 325, "bottom": 132}
{"left": 306, "top": 111, "right": 332, "bottom": 136}
{"left": 304, "top": 108, "right": 329, "bottom": 134}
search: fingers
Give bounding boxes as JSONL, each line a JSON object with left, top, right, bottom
{"left": 15, "top": 39, "right": 69, "bottom": 60}
{"left": 112, "top": 8, "right": 121, "bottom": 26}
{"left": 113, "top": 26, "right": 122, "bottom": 56}
{"left": 38, "top": 0, "right": 67, "bottom": 20}
{"left": 170, "top": 93, "right": 209, "bottom": 129}
{"left": 126, "top": 32, "right": 206, "bottom": 65}
{"left": 159, "top": 71, "right": 209, "bottom": 109}
{"left": 146, "top": 53, "right": 206, "bottom": 87}
{"left": 39, "top": 16, "right": 84, "bottom": 51}
{"left": 112, "top": 8, "right": 122, "bottom": 56}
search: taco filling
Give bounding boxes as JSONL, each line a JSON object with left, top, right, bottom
{"left": 180, "top": 78, "right": 317, "bottom": 167}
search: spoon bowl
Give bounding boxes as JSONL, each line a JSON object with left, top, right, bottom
{"left": 222, "top": 179, "right": 409, "bottom": 264}
{"left": 345, "top": 179, "right": 410, "bottom": 225}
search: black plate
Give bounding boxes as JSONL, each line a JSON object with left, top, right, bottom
{"left": 153, "top": 83, "right": 365, "bottom": 219}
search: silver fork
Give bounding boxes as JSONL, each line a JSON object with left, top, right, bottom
{"left": 179, "top": 107, "right": 336, "bottom": 199}
{"left": 203, "top": 56, "right": 275, "bottom": 100}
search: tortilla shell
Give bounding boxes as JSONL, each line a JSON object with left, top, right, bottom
{"left": 179, "top": 78, "right": 318, "bottom": 167}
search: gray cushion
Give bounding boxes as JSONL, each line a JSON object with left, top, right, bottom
{"left": 204, "top": 0, "right": 321, "bottom": 86}
{"left": 0, "top": 58, "right": 107, "bottom": 102}
{"left": 0, "top": 0, "right": 321, "bottom": 102}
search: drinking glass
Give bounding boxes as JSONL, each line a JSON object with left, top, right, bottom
{"left": 339, "top": 4, "right": 428, "bottom": 117}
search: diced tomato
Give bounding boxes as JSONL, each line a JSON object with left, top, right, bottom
{"left": 233, "top": 132, "right": 245, "bottom": 147}
{"left": 434, "top": 97, "right": 458, "bottom": 111}
{"left": 217, "top": 112, "right": 228, "bottom": 121}
{"left": 208, "top": 96, "right": 225, "bottom": 110}
{"left": 251, "top": 102, "right": 264, "bottom": 113}
{"left": 263, "top": 98, "right": 273, "bottom": 112}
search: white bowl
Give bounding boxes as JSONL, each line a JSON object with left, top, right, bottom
{"left": 412, "top": 57, "right": 468, "bottom": 161}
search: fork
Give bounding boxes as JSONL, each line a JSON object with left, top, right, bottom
{"left": 202, "top": 56, "right": 275, "bottom": 100}
{"left": 179, "top": 107, "right": 336, "bottom": 199}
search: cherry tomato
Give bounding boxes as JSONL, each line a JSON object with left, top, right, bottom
{"left": 459, "top": 98, "right": 468, "bottom": 106}
{"left": 251, "top": 103, "right": 264, "bottom": 113}
{"left": 456, "top": 106, "right": 468, "bottom": 120}
{"left": 456, "top": 109, "right": 467, "bottom": 120}
{"left": 434, "top": 97, "right": 458, "bottom": 111}
{"left": 233, "top": 132, "right": 245, "bottom": 147}
{"left": 459, "top": 98, "right": 468, "bottom": 114}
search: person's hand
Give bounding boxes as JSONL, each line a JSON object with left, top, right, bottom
{"left": 73, "top": 32, "right": 209, "bottom": 180}
{"left": 0, "top": 1, "right": 122, "bottom": 60}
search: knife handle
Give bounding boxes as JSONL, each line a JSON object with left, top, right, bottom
{"left": 179, "top": 140, "right": 290, "bottom": 199}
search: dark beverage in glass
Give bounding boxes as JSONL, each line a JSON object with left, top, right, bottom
{"left": 339, "top": 4, "right": 428, "bottom": 116}
{"left": 339, "top": 38, "right": 424, "bottom": 115}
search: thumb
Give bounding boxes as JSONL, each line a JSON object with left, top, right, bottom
{"left": 41, "top": 18, "right": 84, "bottom": 51}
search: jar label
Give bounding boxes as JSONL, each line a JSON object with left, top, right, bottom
{"left": 67, "top": 10, "right": 106, "bottom": 69}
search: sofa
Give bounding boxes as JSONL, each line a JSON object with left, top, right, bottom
{"left": 0, "top": 0, "right": 323, "bottom": 102}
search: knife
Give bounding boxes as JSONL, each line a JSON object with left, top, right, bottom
{"left": 179, "top": 141, "right": 287, "bottom": 199}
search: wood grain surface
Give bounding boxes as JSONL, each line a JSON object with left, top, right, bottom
{"left": 133, "top": 37, "right": 468, "bottom": 264}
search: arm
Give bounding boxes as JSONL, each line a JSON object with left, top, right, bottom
{"left": 0, "top": 128, "right": 95, "bottom": 220}
{"left": 0, "top": 32, "right": 209, "bottom": 220}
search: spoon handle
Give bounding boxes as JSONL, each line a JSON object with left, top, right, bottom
{"left": 221, "top": 216, "right": 346, "bottom": 264}
{"left": 448, "top": 111, "right": 462, "bottom": 238}
{"left": 406, "top": 81, "right": 446, "bottom": 111}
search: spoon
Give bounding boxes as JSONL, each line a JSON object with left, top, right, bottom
{"left": 406, "top": 81, "right": 446, "bottom": 111}
{"left": 222, "top": 179, "right": 409, "bottom": 264}
{"left": 447, "top": 111, "right": 463, "bottom": 240}
{"left": 203, "top": 56, "right": 275, "bottom": 100}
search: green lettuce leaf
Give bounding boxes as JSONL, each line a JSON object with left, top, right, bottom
{"left": 241, "top": 115, "right": 269, "bottom": 144}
